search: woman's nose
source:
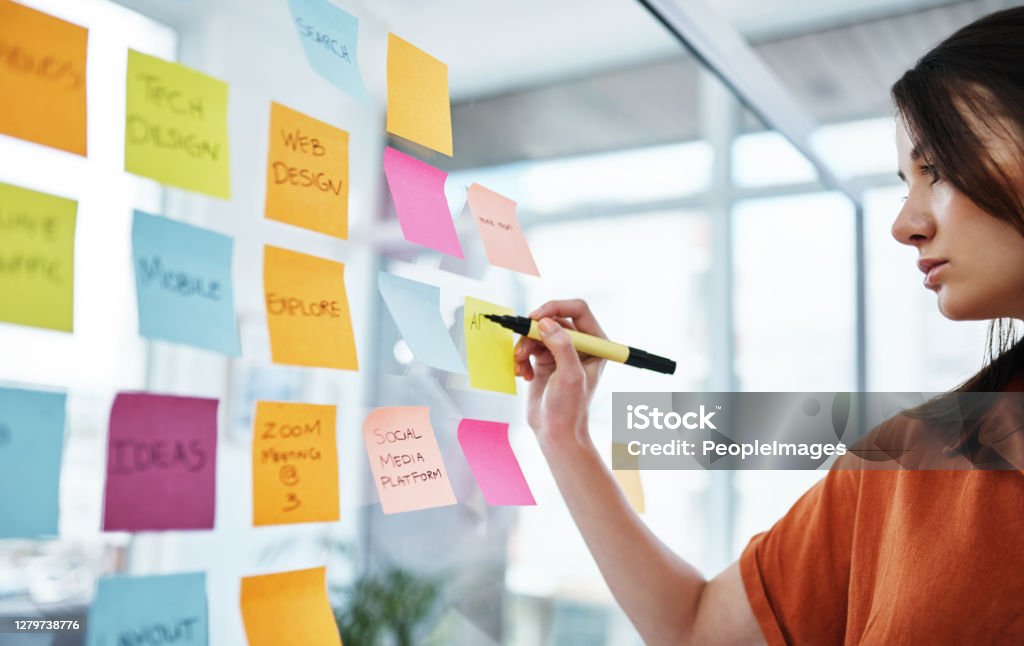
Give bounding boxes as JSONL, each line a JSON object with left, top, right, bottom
{"left": 890, "top": 197, "right": 934, "bottom": 247}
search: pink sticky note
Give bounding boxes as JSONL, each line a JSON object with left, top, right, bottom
{"left": 382, "top": 147, "right": 463, "bottom": 258}
{"left": 103, "top": 393, "right": 218, "bottom": 531}
{"left": 456, "top": 418, "right": 536, "bottom": 506}
{"left": 362, "top": 406, "right": 457, "bottom": 514}
{"left": 466, "top": 183, "right": 539, "bottom": 276}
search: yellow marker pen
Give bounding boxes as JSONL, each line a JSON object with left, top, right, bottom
{"left": 484, "top": 314, "right": 676, "bottom": 375}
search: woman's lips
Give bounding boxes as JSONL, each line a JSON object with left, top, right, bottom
{"left": 922, "top": 261, "right": 948, "bottom": 289}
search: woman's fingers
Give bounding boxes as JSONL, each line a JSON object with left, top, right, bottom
{"left": 515, "top": 336, "right": 550, "bottom": 381}
{"left": 529, "top": 299, "right": 605, "bottom": 338}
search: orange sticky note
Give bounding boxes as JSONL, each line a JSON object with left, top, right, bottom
{"left": 0, "top": 1, "right": 88, "bottom": 155}
{"left": 252, "top": 401, "right": 339, "bottom": 526}
{"left": 612, "top": 443, "right": 645, "bottom": 514}
{"left": 263, "top": 245, "right": 358, "bottom": 370}
{"left": 385, "top": 33, "right": 452, "bottom": 157}
{"left": 363, "top": 406, "right": 456, "bottom": 514}
{"left": 467, "top": 183, "right": 540, "bottom": 276}
{"left": 265, "top": 102, "right": 349, "bottom": 238}
{"left": 241, "top": 566, "right": 342, "bottom": 646}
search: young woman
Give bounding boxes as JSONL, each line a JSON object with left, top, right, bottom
{"left": 512, "top": 7, "right": 1024, "bottom": 645}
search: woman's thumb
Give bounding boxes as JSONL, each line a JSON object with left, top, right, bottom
{"left": 538, "top": 318, "right": 583, "bottom": 377}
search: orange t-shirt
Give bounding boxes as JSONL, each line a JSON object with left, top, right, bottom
{"left": 740, "top": 384, "right": 1024, "bottom": 644}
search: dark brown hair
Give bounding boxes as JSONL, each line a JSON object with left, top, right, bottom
{"left": 890, "top": 7, "right": 1024, "bottom": 447}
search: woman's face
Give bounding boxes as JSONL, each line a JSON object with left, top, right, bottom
{"left": 891, "top": 118, "right": 1024, "bottom": 320}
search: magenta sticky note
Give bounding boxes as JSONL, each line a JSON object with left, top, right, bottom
{"left": 382, "top": 146, "right": 463, "bottom": 258}
{"left": 456, "top": 418, "right": 535, "bottom": 506}
{"left": 102, "top": 393, "right": 218, "bottom": 531}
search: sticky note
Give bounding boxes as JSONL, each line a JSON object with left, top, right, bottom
{"left": 102, "top": 393, "right": 218, "bottom": 531}
{"left": 131, "top": 211, "right": 240, "bottom": 355}
{"left": 386, "top": 33, "right": 452, "bottom": 156}
{"left": 467, "top": 183, "right": 539, "bottom": 276}
{"left": 612, "top": 443, "right": 645, "bottom": 514}
{"left": 363, "top": 406, "right": 456, "bottom": 514}
{"left": 382, "top": 147, "right": 462, "bottom": 258}
{"left": 125, "top": 49, "right": 230, "bottom": 199}
{"left": 252, "top": 401, "right": 339, "bottom": 526}
{"left": 464, "top": 296, "right": 515, "bottom": 395}
{"left": 457, "top": 418, "right": 535, "bottom": 506}
{"left": 86, "top": 573, "right": 208, "bottom": 646}
{"left": 263, "top": 245, "right": 358, "bottom": 370}
{"left": 265, "top": 102, "right": 349, "bottom": 238}
{"left": 0, "top": 182, "right": 77, "bottom": 332}
{"left": 0, "top": 387, "right": 65, "bottom": 538}
{"left": 377, "top": 272, "right": 465, "bottom": 374}
{"left": 0, "top": 1, "right": 87, "bottom": 155}
{"left": 287, "top": 0, "right": 369, "bottom": 105}
{"left": 241, "top": 566, "right": 342, "bottom": 646}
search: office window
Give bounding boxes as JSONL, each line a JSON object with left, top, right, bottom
{"left": 732, "top": 192, "right": 857, "bottom": 391}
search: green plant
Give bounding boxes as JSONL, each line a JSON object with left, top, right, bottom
{"left": 333, "top": 566, "right": 444, "bottom": 646}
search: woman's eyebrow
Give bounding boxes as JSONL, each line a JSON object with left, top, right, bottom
{"left": 897, "top": 146, "right": 924, "bottom": 181}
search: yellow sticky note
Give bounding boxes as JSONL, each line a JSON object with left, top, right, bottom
{"left": 0, "top": 182, "right": 77, "bottom": 332}
{"left": 125, "top": 49, "right": 231, "bottom": 198}
{"left": 385, "top": 33, "right": 452, "bottom": 157}
{"left": 0, "top": 1, "right": 88, "bottom": 155}
{"left": 464, "top": 296, "right": 515, "bottom": 395}
{"left": 612, "top": 443, "right": 645, "bottom": 514}
{"left": 265, "top": 102, "right": 349, "bottom": 238}
{"left": 253, "top": 401, "right": 339, "bottom": 526}
{"left": 263, "top": 245, "right": 358, "bottom": 370}
{"left": 363, "top": 406, "right": 457, "bottom": 514}
{"left": 241, "top": 566, "right": 342, "bottom": 646}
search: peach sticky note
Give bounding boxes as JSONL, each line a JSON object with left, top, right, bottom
{"left": 457, "top": 418, "right": 535, "bottom": 506}
{"left": 241, "top": 566, "right": 342, "bottom": 646}
{"left": 0, "top": 1, "right": 87, "bottom": 155}
{"left": 265, "top": 102, "right": 349, "bottom": 238}
{"left": 612, "top": 443, "right": 645, "bottom": 514}
{"left": 467, "top": 183, "right": 539, "bottom": 276}
{"left": 253, "top": 401, "right": 339, "bottom": 526}
{"left": 0, "top": 182, "right": 77, "bottom": 332}
{"left": 385, "top": 33, "right": 452, "bottom": 156}
{"left": 263, "top": 245, "right": 358, "bottom": 370}
{"left": 464, "top": 296, "right": 516, "bottom": 395}
{"left": 125, "top": 49, "right": 230, "bottom": 198}
{"left": 382, "top": 146, "right": 463, "bottom": 258}
{"left": 363, "top": 406, "right": 456, "bottom": 514}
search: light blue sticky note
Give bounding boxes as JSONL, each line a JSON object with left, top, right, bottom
{"left": 0, "top": 387, "right": 66, "bottom": 538}
{"left": 132, "top": 211, "right": 241, "bottom": 356}
{"left": 87, "top": 572, "right": 208, "bottom": 646}
{"left": 288, "top": 0, "right": 371, "bottom": 106}
{"left": 378, "top": 271, "right": 467, "bottom": 374}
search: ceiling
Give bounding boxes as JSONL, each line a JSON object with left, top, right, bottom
{"left": 441, "top": 0, "right": 1014, "bottom": 169}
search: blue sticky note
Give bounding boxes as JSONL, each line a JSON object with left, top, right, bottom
{"left": 0, "top": 387, "right": 66, "bottom": 538}
{"left": 87, "top": 572, "right": 208, "bottom": 646}
{"left": 132, "top": 211, "right": 241, "bottom": 355}
{"left": 378, "top": 271, "right": 466, "bottom": 374}
{"left": 288, "top": 0, "right": 371, "bottom": 106}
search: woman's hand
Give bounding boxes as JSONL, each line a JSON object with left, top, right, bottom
{"left": 514, "top": 299, "right": 607, "bottom": 447}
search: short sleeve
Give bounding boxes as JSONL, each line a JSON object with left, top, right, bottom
{"left": 739, "top": 468, "right": 861, "bottom": 646}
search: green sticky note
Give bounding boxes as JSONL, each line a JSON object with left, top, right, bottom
{"left": 0, "top": 182, "right": 77, "bottom": 332}
{"left": 124, "top": 49, "right": 231, "bottom": 199}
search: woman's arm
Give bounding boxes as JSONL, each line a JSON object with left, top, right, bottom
{"left": 517, "top": 300, "right": 764, "bottom": 645}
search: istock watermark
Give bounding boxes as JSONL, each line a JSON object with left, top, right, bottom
{"left": 611, "top": 392, "right": 1024, "bottom": 470}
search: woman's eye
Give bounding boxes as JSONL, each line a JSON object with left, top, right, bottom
{"left": 919, "top": 163, "right": 941, "bottom": 184}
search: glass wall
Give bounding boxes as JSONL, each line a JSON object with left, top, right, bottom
{"left": 0, "top": 1, "right": 1003, "bottom": 644}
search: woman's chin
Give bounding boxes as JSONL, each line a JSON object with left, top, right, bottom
{"left": 935, "top": 289, "right": 991, "bottom": 321}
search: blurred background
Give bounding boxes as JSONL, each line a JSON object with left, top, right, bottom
{"left": 0, "top": 0, "right": 1015, "bottom": 643}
